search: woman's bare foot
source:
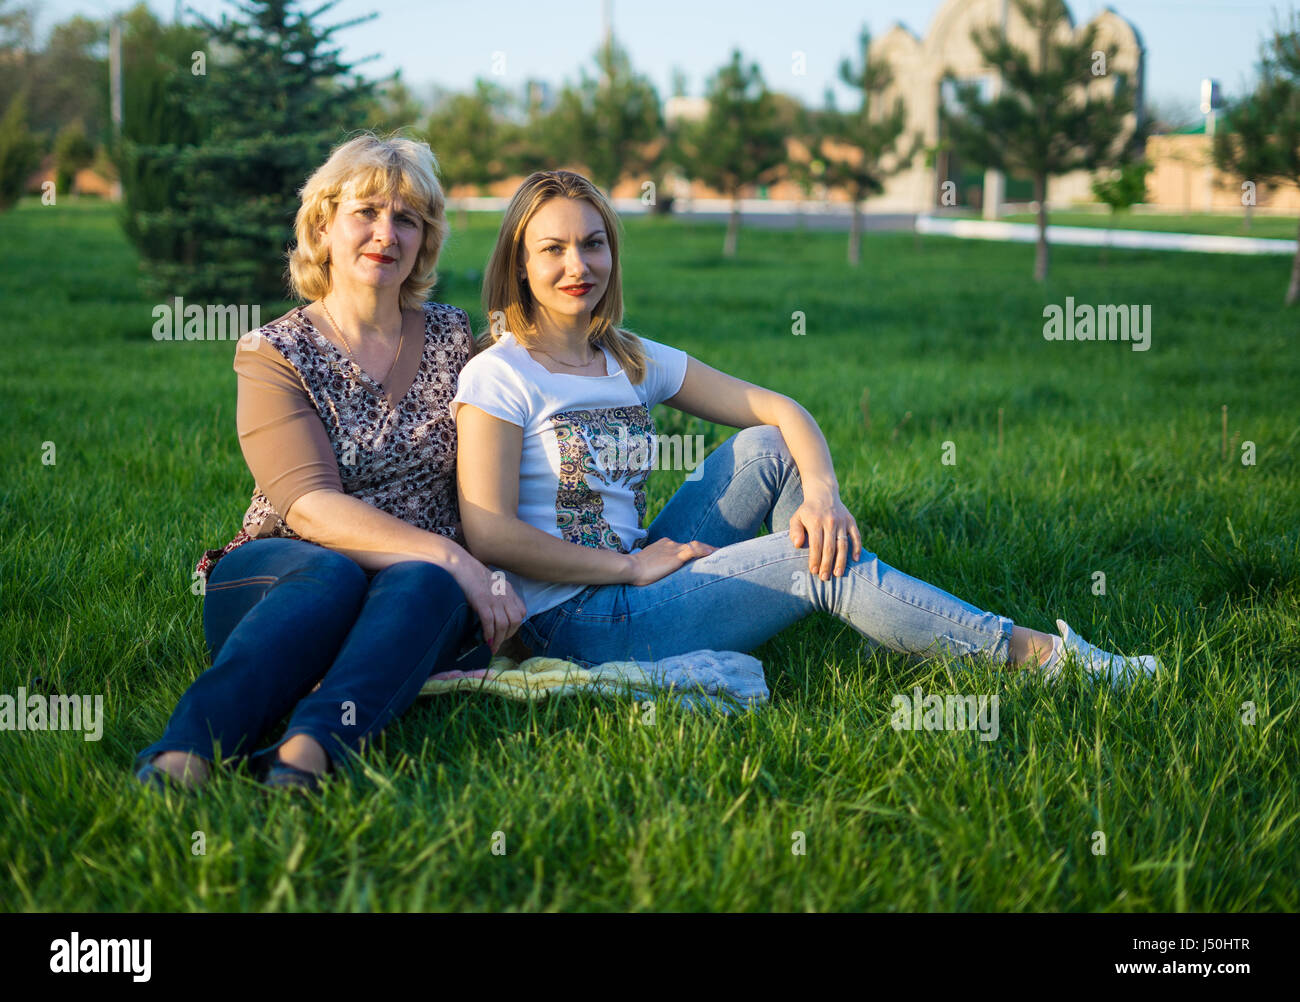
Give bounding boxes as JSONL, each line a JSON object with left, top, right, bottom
{"left": 1008, "top": 625, "right": 1059, "bottom": 671}
{"left": 263, "top": 734, "right": 332, "bottom": 793}
{"left": 149, "top": 750, "right": 211, "bottom": 789}
{"left": 275, "top": 733, "right": 329, "bottom": 775}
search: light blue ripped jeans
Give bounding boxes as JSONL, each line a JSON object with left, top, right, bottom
{"left": 518, "top": 425, "right": 1015, "bottom": 666}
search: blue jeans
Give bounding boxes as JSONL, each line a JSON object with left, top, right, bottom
{"left": 520, "top": 426, "right": 1015, "bottom": 666}
{"left": 135, "top": 539, "right": 489, "bottom": 775}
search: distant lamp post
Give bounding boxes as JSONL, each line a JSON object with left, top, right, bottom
{"left": 1200, "top": 78, "right": 1224, "bottom": 211}
{"left": 109, "top": 17, "right": 123, "bottom": 137}
{"left": 109, "top": 16, "right": 123, "bottom": 200}
{"left": 1200, "top": 77, "right": 1223, "bottom": 135}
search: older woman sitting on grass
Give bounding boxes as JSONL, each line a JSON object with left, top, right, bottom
{"left": 134, "top": 132, "right": 524, "bottom": 793}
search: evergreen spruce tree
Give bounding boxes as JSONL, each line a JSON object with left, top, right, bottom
{"left": 120, "top": 0, "right": 378, "bottom": 304}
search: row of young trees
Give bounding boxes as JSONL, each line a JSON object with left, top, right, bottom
{"left": 421, "top": 0, "right": 1300, "bottom": 300}
{"left": 0, "top": 0, "right": 1138, "bottom": 290}
{"left": 404, "top": 35, "right": 926, "bottom": 266}
{"left": 2, "top": 0, "right": 1299, "bottom": 301}
{"left": 414, "top": 0, "right": 1144, "bottom": 279}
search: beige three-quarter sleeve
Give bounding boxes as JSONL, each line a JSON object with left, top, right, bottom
{"left": 233, "top": 337, "right": 344, "bottom": 520}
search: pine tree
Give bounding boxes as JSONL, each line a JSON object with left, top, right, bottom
{"left": 0, "top": 89, "right": 41, "bottom": 210}
{"left": 1090, "top": 158, "right": 1152, "bottom": 265}
{"left": 807, "top": 27, "right": 919, "bottom": 266}
{"left": 679, "top": 50, "right": 786, "bottom": 258}
{"left": 1, "top": 1, "right": 62, "bottom": 198}
{"left": 943, "top": 0, "right": 1136, "bottom": 281}
{"left": 54, "top": 120, "right": 95, "bottom": 195}
{"left": 1213, "top": 12, "right": 1300, "bottom": 305}
{"left": 544, "top": 38, "right": 662, "bottom": 194}
{"left": 120, "top": 0, "right": 378, "bottom": 304}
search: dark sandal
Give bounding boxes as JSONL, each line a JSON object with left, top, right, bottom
{"left": 264, "top": 760, "right": 328, "bottom": 793}
{"left": 135, "top": 762, "right": 173, "bottom": 793}
{"left": 135, "top": 759, "right": 204, "bottom": 795}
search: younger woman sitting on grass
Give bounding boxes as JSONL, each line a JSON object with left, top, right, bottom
{"left": 452, "top": 170, "right": 1162, "bottom": 683}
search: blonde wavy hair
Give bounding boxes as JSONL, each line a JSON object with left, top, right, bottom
{"left": 482, "top": 170, "right": 646, "bottom": 385}
{"left": 287, "top": 131, "right": 449, "bottom": 311}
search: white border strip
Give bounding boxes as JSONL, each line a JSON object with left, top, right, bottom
{"left": 914, "top": 215, "right": 1296, "bottom": 255}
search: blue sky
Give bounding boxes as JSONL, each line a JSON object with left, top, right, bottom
{"left": 39, "top": 0, "right": 1284, "bottom": 114}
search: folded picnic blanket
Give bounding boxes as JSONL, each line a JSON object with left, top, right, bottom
{"left": 420, "top": 650, "right": 769, "bottom": 714}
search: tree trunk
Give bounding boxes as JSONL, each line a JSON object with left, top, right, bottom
{"left": 848, "top": 200, "right": 862, "bottom": 266}
{"left": 724, "top": 196, "right": 740, "bottom": 258}
{"left": 1287, "top": 217, "right": 1300, "bottom": 306}
{"left": 1034, "top": 172, "right": 1049, "bottom": 282}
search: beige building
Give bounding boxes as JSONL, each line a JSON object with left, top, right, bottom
{"left": 869, "top": 0, "right": 1145, "bottom": 214}
{"left": 1145, "top": 133, "right": 1300, "bottom": 213}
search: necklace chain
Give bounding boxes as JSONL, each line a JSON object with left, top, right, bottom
{"left": 320, "top": 296, "right": 404, "bottom": 387}
{"left": 534, "top": 344, "right": 598, "bottom": 368}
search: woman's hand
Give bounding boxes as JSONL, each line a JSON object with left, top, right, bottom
{"left": 447, "top": 553, "right": 527, "bottom": 654}
{"left": 626, "top": 537, "right": 717, "bottom": 587}
{"left": 788, "top": 492, "right": 862, "bottom": 581}
{"left": 660, "top": 360, "right": 863, "bottom": 582}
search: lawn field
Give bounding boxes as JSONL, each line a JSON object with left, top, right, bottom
{"left": 1, "top": 199, "right": 1297, "bottom": 911}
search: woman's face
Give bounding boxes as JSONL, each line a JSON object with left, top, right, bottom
{"left": 320, "top": 185, "right": 424, "bottom": 296}
{"left": 519, "top": 197, "right": 612, "bottom": 331}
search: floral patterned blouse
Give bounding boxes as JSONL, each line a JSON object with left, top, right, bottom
{"left": 195, "top": 301, "right": 473, "bottom": 581}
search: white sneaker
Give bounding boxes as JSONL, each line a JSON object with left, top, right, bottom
{"left": 1045, "top": 619, "right": 1160, "bottom": 687}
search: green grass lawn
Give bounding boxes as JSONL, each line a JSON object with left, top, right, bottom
{"left": 1, "top": 199, "right": 1297, "bottom": 911}
{"left": 1001, "top": 210, "right": 1299, "bottom": 240}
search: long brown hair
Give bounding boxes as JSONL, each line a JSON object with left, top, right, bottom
{"left": 481, "top": 170, "right": 646, "bottom": 384}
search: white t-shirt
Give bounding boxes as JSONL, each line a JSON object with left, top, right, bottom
{"left": 450, "top": 331, "right": 689, "bottom": 617}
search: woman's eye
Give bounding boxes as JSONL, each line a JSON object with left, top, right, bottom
{"left": 544, "top": 245, "right": 563, "bottom": 254}
{"left": 586, "top": 239, "right": 604, "bottom": 248}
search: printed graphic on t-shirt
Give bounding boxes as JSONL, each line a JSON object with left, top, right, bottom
{"left": 551, "top": 405, "right": 655, "bottom": 551}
